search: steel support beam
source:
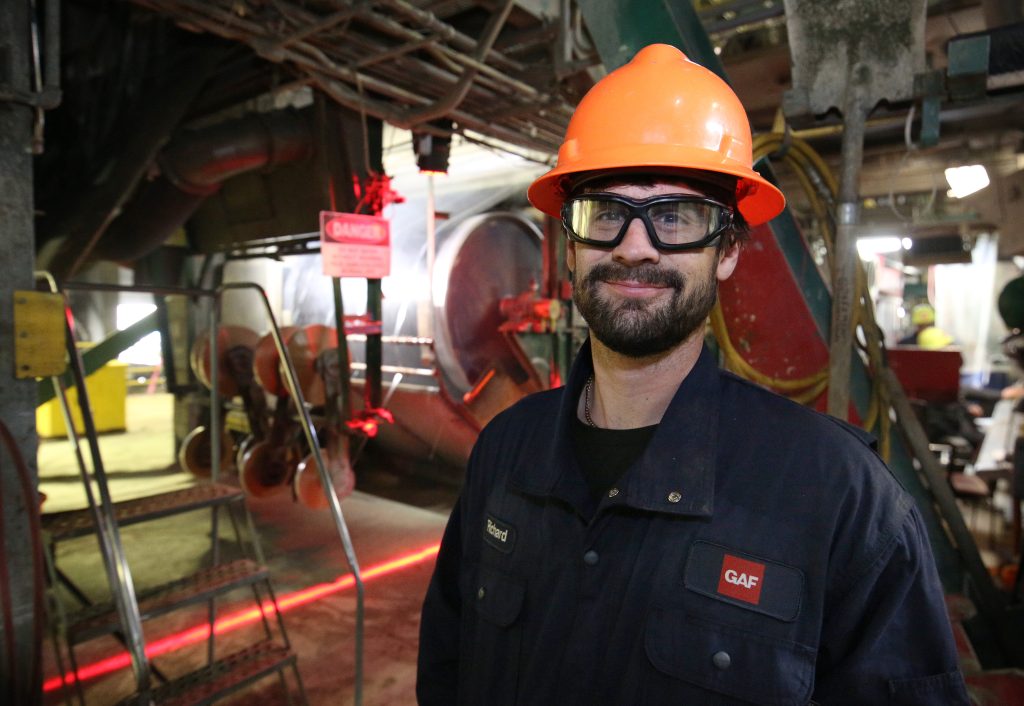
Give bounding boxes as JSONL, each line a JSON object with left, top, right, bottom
{"left": 0, "top": 3, "right": 44, "bottom": 703}
{"left": 35, "top": 310, "right": 161, "bottom": 407}
{"left": 577, "top": 0, "right": 726, "bottom": 78}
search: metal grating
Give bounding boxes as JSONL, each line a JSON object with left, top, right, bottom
{"left": 116, "top": 640, "right": 296, "bottom": 706}
{"left": 68, "top": 559, "right": 269, "bottom": 644}
{"left": 42, "top": 483, "right": 245, "bottom": 541}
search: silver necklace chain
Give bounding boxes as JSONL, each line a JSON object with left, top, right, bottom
{"left": 584, "top": 374, "right": 597, "bottom": 427}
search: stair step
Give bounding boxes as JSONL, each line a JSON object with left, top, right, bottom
{"left": 68, "top": 559, "right": 269, "bottom": 645}
{"left": 42, "top": 483, "right": 244, "bottom": 541}
{"left": 117, "top": 641, "right": 296, "bottom": 706}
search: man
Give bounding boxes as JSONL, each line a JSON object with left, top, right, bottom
{"left": 898, "top": 303, "right": 954, "bottom": 349}
{"left": 418, "top": 44, "right": 968, "bottom": 705}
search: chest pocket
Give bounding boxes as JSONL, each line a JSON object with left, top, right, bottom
{"left": 460, "top": 565, "right": 526, "bottom": 706}
{"left": 474, "top": 565, "right": 525, "bottom": 625}
{"left": 645, "top": 607, "right": 816, "bottom": 706}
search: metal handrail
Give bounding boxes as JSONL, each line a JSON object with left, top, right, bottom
{"left": 62, "top": 278, "right": 366, "bottom": 706}
{"left": 35, "top": 272, "right": 153, "bottom": 698}
{"left": 213, "top": 281, "right": 365, "bottom": 704}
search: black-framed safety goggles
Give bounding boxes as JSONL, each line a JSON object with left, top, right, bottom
{"left": 561, "top": 192, "right": 733, "bottom": 251}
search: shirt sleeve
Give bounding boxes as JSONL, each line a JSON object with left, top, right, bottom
{"left": 812, "top": 505, "right": 969, "bottom": 705}
{"left": 416, "top": 494, "right": 464, "bottom": 705}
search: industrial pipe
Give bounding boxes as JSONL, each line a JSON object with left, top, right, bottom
{"left": 375, "top": 0, "right": 525, "bottom": 73}
{"left": 395, "top": 0, "right": 516, "bottom": 128}
{"left": 94, "top": 109, "right": 311, "bottom": 263}
{"left": 826, "top": 78, "right": 869, "bottom": 420}
{"left": 128, "top": 0, "right": 569, "bottom": 152}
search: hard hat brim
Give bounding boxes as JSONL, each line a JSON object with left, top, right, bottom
{"left": 528, "top": 146, "right": 786, "bottom": 227}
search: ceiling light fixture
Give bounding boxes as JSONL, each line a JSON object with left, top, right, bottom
{"left": 944, "top": 164, "right": 990, "bottom": 199}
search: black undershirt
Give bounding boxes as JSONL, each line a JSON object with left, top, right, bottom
{"left": 570, "top": 414, "right": 658, "bottom": 501}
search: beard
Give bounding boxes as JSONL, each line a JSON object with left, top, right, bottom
{"left": 573, "top": 259, "right": 718, "bottom": 358}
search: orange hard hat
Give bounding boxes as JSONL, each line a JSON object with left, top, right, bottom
{"left": 528, "top": 44, "right": 785, "bottom": 226}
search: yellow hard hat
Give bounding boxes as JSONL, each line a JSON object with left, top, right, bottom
{"left": 911, "top": 303, "right": 936, "bottom": 326}
{"left": 917, "top": 326, "right": 953, "bottom": 350}
{"left": 527, "top": 44, "right": 785, "bottom": 226}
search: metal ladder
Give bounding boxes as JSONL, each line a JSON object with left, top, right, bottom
{"left": 39, "top": 275, "right": 364, "bottom": 705}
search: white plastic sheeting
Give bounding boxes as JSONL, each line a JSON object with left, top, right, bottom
{"left": 934, "top": 233, "right": 1021, "bottom": 384}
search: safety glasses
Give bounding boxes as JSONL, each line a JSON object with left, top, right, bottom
{"left": 561, "top": 192, "right": 733, "bottom": 251}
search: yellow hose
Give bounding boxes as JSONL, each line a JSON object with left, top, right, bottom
{"left": 710, "top": 130, "right": 892, "bottom": 458}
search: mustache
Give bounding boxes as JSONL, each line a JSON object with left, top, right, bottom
{"left": 582, "top": 262, "right": 685, "bottom": 290}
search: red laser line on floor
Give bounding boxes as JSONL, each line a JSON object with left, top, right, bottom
{"left": 43, "top": 542, "right": 441, "bottom": 692}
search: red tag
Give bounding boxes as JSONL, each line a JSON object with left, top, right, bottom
{"left": 717, "top": 555, "right": 765, "bottom": 605}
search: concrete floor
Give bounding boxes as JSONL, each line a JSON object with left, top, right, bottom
{"left": 38, "top": 393, "right": 457, "bottom": 705}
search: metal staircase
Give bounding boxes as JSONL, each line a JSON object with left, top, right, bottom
{"left": 35, "top": 274, "right": 363, "bottom": 705}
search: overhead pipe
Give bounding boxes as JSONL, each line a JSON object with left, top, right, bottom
{"left": 294, "top": 31, "right": 568, "bottom": 143}
{"left": 212, "top": 0, "right": 546, "bottom": 106}
{"left": 310, "top": 67, "right": 561, "bottom": 152}
{"left": 129, "top": 0, "right": 569, "bottom": 151}
{"left": 257, "top": 0, "right": 555, "bottom": 111}
{"left": 269, "top": 7, "right": 360, "bottom": 51}
{"left": 146, "top": 8, "right": 457, "bottom": 135}
{"left": 94, "top": 109, "right": 311, "bottom": 263}
{"left": 353, "top": 37, "right": 437, "bottom": 69}
{"left": 394, "top": 0, "right": 516, "bottom": 128}
{"left": 359, "top": 37, "right": 567, "bottom": 135}
{"left": 356, "top": 7, "right": 549, "bottom": 103}
{"left": 253, "top": 35, "right": 564, "bottom": 149}
{"left": 375, "top": 0, "right": 526, "bottom": 73}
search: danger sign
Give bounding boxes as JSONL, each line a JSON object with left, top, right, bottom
{"left": 320, "top": 211, "right": 391, "bottom": 279}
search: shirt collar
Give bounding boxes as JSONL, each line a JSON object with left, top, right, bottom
{"left": 508, "top": 338, "right": 718, "bottom": 518}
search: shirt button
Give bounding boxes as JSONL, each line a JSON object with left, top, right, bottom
{"left": 608, "top": 487, "right": 620, "bottom": 498}
{"left": 667, "top": 491, "right": 682, "bottom": 503}
{"left": 477, "top": 587, "right": 486, "bottom": 600}
{"left": 712, "top": 651, "right": 731, "bottom": 670}
{"left": 583, "top": 550, "right": 599, "bottom": 565}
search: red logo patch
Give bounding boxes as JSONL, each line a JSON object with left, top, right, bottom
{"left": 717, "top": 555, "right": 765, "bottom": 605}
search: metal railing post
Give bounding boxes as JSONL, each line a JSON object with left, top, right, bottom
{"left": 219, "top": 282, "right": 365, "bottom": 706}
{"left": 35, "top": 274, "right": 151, "bottom": 697}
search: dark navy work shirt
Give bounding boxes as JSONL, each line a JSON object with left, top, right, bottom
{"left": 418, "top": 342, "right": 968, "bottom": 705}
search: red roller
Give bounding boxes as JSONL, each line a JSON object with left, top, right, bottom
{"left": 252, "top": 326, "right": 299, "bottom": 397}
{"left": 294, "top": 442, "right": 355, "bottom": 510}
{"left": 177, "top": 426, "right": 234, "bottom": 478}
{"left": 189, "top": 325, "right": 260, "bottom": 396}
{"left": 286, "top": 324, "right": 338, "bottom": 407}
{"left": 239, "top": 439, "right": 299, "bottom": 497}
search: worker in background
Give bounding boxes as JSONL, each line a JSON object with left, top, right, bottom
{"left": 417, "top": 44, "right": 967, "bottom": 705}
{"left": 899, "top": 302, "right": 954, "bottom": 349}
{"left": 998, "top": 331, "right": 1024, "bottom": 401}
{"left": 996, "top": 281, "right": 1024, "bottom": 400}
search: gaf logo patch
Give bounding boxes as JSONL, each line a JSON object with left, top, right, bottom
{"left": 684, "top": 542, "right": 803, "bottom": 621}
{"left": 717, "top": 554, "right": 765, "bottom": 605}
